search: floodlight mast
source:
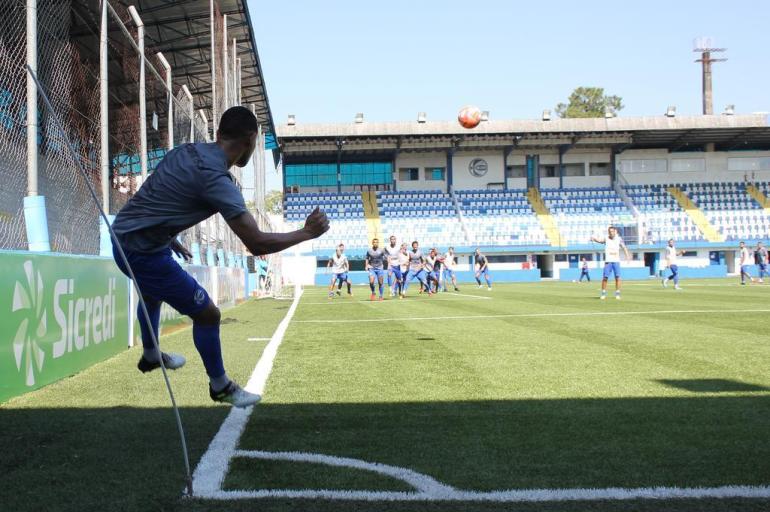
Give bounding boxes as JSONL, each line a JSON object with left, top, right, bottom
{"left": 693, "top": 37, "right": 727, "bottom": 115}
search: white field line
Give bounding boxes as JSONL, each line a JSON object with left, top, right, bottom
{"left": 302, "top": 295, "right": 490, "bottom": 305}
{"left": 200, "top": 450, "right": 770, "bottom": 502}
{"left": 193, "top": 292, "right": 770, "bottom": 503}
{"left": 191, "top": 290, "right": 304, "bottom": 497}
{"left": 293, "top": 308, "right": 770, "bottom": 324}
{"left": 246, "top": 337, "right": 270, "bottom": 341}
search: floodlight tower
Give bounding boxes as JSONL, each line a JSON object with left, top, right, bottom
{"left": 693, "top": 37, "right": 726, "bottom": 115}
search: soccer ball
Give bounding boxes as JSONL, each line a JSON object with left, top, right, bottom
{"left": 458, "top": 105, "right": 482, "bottom": 129}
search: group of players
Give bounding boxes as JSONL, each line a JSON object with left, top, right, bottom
{"left": 328, "top": 226, "right": 770, "bottom": 302}
{"left": 327, "top": 235, "right": 493, "bottom": 300}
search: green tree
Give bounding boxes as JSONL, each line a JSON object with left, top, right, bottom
{"left": 555, "top": 87, "right": 624, "bottom": 118}
{"left": 264, "top": 189, "right": 283, "bottom": 215}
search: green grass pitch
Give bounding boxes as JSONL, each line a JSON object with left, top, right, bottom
{"left": 3, "top": 279, "right": 770, "bottom": 512}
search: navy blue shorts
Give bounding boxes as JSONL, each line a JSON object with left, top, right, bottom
{"left": 113, "top": 245, "right": 210, "bottom": 315}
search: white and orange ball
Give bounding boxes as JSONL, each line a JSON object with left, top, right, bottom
{"left": 458, "top": 105, "right": 482, "bottom": 129}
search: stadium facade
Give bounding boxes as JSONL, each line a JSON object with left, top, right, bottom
{"left": 276, "top": 114, "right": 770, "bottom": 282}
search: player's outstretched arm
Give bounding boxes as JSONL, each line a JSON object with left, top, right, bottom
{"left": 227, "top": 206, "right": 329, "bottom": 256}
{"left": 590, "top": 236, "right": 605, "bottom": 244}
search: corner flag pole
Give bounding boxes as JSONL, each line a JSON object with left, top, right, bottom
{"left": 25, "top": 65, "right": 194, "bottom": 496}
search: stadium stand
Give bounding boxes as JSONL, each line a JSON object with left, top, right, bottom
{"left": 541, "top": 187, "right": 634, "bottom": 244}
{"left": 455, "top": 189, "right": 549, "bottom": 246}
{"left": 625, "top": 184, "right": 706, "bottom": 243}
{"left": 682, "top": 182, "right": 770, "bottom": 241}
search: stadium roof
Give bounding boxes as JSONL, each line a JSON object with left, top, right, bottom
{"left": 277, "top": 114, "right": 770, "bottom": 157}
{"left": 72, "top": 0, "right": 275, "bottom": 144}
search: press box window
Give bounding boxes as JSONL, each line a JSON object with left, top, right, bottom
{"left": 505, "top": 165, "right": 526, "bottom": 178}
{"left": 425, "top": 167, "right": 446, "bottom": 181}
{"left": 399, "top": 168, "right": 419, "bottom": 181}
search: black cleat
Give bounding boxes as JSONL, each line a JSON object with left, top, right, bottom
{"left": 137, "top": 352, "right": 186, "bottom": 373}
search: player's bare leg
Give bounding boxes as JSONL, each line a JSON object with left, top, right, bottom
{"left": 600, "top": 277, "right": 608, "bottom": 300}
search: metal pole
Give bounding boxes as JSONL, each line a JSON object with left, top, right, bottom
{"left": 231, "top": 39, "right": 237, "bottom": 106}
{"left": 128, "top": 6, "right": 147, "bottom": 183}
{"left": 236, "top": 58, "right": 242, "bottom": 105}
{"left": 210, "top": 0, "right": 217, "bottom": 134}
{"left": 157, "top": 52, "right": 173, "bottom": 150}
{"left": 100, "top": 0, "right": 109, "bottom": 212}
{"left": 199, "top": 110, "right": 209, "bottom": 142}
{"left": 702, "top": 51, "right": 712, "bottom": 115}
{"left": 26, "top": 0, "right": 37, "bottom": 197}
{"left": 222, "top": 15, "right": 228, "bottom": 108}
{"left": 182, "top": 84, "right": 193, "bottom": 142}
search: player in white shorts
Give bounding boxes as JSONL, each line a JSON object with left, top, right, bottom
{"left": 442, "top": 247, "right": 459, "bottom": 292}
{"left": 396, "top": 243, "right": 409, "bottom": 298}
{"left": 383, "top": 235, "right": 402, "bottom": 297}
{"left": 591, "top": 226, "right": 631, "bottom": 300}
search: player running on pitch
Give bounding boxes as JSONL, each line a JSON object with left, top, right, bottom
{"left": 384, "top": 235, "right": 402, "bottom": 297}
{"left": 579, "top": 257, "right": 590, "bottom": 282}
{"left": 739, "top": 241, "right": 754, "bottom": 285}
{"left": 474, "top": 248, "right": 492, "bottom": 290}
{"left": 365, "top": 238, "right": 387, "bottom": 301}
{"left": 425, "top": 248, "right": 440, "bottom": 293}
{"left": 755, "top": 241, "right": 768, "bottom": 283}
{"left": 327, "top": 243, "right": 351, "bottom": 298}
{"left": 403, "top": 241, "right": 431, "bottom": 296}
{"left": 112, "top": 106, "right": 329, "bottom": 407}
{"left": 591, "top": 226, "right": 631, "bottom": 300}
{"left": 442, "top": 247, "right": 460, "bottom": 292}
{"left": 661, "top": 239, "right": 684, "bottom": 290}
{"left": 396, "top": 242, "right": 410, "bottom": 298}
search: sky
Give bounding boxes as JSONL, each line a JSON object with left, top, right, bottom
{"left": 249, "top": 0, "right": 770, "bottom": 191}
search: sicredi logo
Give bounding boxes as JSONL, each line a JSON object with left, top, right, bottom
{"left": 11, "top": 260, "right": 118, "bottom": 387}
{"left": 469, "top": 158, "right": 488, "bottom": 177}
{"left": 12, "top": 261, "right": 47, "bottom": 386}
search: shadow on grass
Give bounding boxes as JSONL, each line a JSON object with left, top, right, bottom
{"left": 655, "top": 379, "right": 770, "bottom": 393}
{"left": 2, "top": 396, "right": 770, "bottom": 512}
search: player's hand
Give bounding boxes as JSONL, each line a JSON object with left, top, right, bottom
{"left": 303, "top": 207, "right": 330, "bottom": 238}
{"left": 171, "top": 241, "right": 193, "bottom": 262}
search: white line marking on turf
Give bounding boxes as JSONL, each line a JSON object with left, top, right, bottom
{"left": 191, "top": 290, "right": 304, "bottom": 497}
{"left": 302, "top": 295, "right": 490, "bottom": 305}
{"left": 293, "top": 308, "right": 770, "bottom": 324}
{"left": 199, "top": 449, "right": 770, "bottom": 502}
{"left": 246, "top": 337, "right": 270, "bottom": 341}
{"left": 193, "top": 293, "right": 770, "bottom": 503}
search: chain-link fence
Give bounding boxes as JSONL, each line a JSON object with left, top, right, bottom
{"left": 0, "top": 0, "right": 272, "bottom": 264}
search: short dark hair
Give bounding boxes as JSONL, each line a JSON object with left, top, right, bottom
{"left": 218, "top": 106, "right": 258, "bottom": 140}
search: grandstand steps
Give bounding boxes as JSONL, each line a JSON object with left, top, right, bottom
{"left": 448, "top": 189, "right": 472, "bottom": 244}
{"left": 746, "top": 184, "right": 770, "bottom": 214}
{"left": 362, "top": 191, "right": 383, "bottom": 242}
{"left": 667, "top": 186, "right": 725, "bottom": 242}
{"left": 526, "top": 188, "right": 564, "bottom": 246}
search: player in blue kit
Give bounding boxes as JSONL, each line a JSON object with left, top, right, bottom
{"left": 661, "top": 239, "right": 684, "bottom": 290}
{"left": 365, "top": 238, "right": 387, "bottom": 301}
{"left": 111, "top": 106, "right": 329, "bottom": 407}
{"left": 474, "top": 248, "right": 492, "bottom": 290}
{"left": 403, "top": 241, "right": 431, "bottom": 296}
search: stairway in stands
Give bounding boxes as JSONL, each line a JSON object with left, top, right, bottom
{"left": 746, "top": 184, "right": 770, "bottom": 215}
{"left": 361, "top": 190, "right": 383, "bottom": 243}
{"left": 667, "top": 186, "right": 724, "bottom": 242}
{"left": 526, "top": 187, "right": 563, "bottom": 246}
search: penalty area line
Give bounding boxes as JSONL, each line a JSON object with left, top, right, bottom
{"left": 191, "top": 289, "right": 304, "bottom": 497}
{"left": 293, "top": 308, "right": 770, "bottom": 324}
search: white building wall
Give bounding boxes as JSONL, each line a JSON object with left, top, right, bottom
{"left": 451, "top": 152, "right": 505, "bottom": 190}
{"left": 394, "top": 152, "right": 447, "bottom": 192}
{"left": 617, "top": 149, "right": 770, "bottom": 184}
